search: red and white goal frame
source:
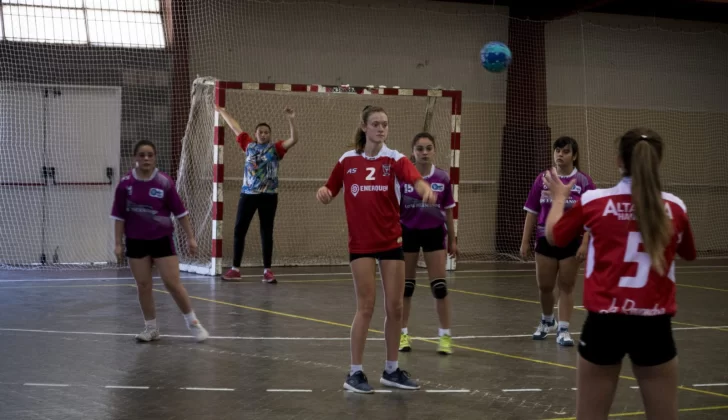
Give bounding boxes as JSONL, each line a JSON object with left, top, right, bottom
{"left": 204, "top": 81, "right": 462, "bottom": 276}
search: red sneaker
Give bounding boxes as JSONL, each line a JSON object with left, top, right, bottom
{"left": 262, "top": 270, "right": 277, "bottom": 284}
{"left": 222, "top": 268, "right": 241, "bottom": 281}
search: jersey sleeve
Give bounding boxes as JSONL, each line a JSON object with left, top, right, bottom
{"left": 585, "top": 173, "right": 597, "bottom": 192}
{"left": 442, "top": 175, "right": 456, "bottom": 209}
{"left": 523, "top": 174, "right": 543, "bottom": 214}
{"left": 393, "top": 156, "right": 422, "bottom": 185}
{"left": 274, "top": 140, "right": 287, "bottom": 160}
{"left": 236, "top": 132, "right": 254, "bottom": 152}
{"left": 677, "top": 214, "right": 697, "bottom": 261}
{"left": 166, "top": 180, "right": 188, "bottom": 218}
{"left": 551, "top": 199, "right": 586, "bottom": 247}
{"left": 325, "top": 160, "right": 345, "bottom": 197}
{"left": 110, "top": 182, "right": 127, "bottom": 221}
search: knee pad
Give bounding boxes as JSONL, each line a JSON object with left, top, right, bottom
{"left": 404, "top": 279, "right": 416, "bottom": 297}
{"left": 430, "top": 278, "right": 448, "bottom": 299}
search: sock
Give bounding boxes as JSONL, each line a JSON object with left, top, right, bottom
{"left": 350, "top": 364, "right": 363, "bottom": 375}
{"left": 232, "top": 266, "right": 240, "bottom": 271}
{"left": 401, "top": 328, "right": 408, "bottom": 335}
{"left": 542, "top": 314, "right": 555, "bottom": 324}
{"left": 558, "top": 321, "right": 570, "bottom": 331}
{"left": 144, "top": 319, "right": 157, "bottom": 329}
{"left": 385, "top": 360, "right": 398, "bottom": 374}
{"left": 439, "top": 328, "right": 451, "bottom": 337}
{"left": 183, "top": 311, "right": 198, "bottom": 326}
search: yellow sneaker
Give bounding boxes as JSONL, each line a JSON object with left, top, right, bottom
{"left": 399, "top": 333, "right": 412, "bottom": 352}
{"left": 437, "top": 334, "right": 453, "bottom": 355}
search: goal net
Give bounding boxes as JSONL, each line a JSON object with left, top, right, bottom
{"left": 175, "top": 78, "right": 461, "bottom": 275}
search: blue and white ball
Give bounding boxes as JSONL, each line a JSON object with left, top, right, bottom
{"left": 480, "top": 41, "right": 512, "bottom": 73}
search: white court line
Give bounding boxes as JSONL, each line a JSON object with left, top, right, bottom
{"left": 182, "top": 387, "right": 235, "bottom": 391}
{"left": 0, "top": 275, "right": 211, "bottom": 283}
{"left": 267, "top": 389, "right": 313, "bottom": 392}
{"left": 425, "top": 389, "right": 471, "bottom": 393}
{"left": 693, "top": 383, "right": 728, "bottom": 387}
{"left": 630, "top": 386, "right": 640, "bottom": 389}
{"left": 23, "top": 383, "right": 69, "bottom": 387}
{"left": 2, "top": 326, "right": 726, "bottom": 340}
{"left": 105, "top": 385, "right": 149, "bottom": 390}
{"left": 503, "top": 388, "right": 542, "bottom": 392}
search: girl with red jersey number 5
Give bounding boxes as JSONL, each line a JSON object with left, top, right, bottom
{"left": 317, "top": 106, "right": 436, "bottom": 394}
{"left": 544, "top": 128, "right": 696, "bottom": 420}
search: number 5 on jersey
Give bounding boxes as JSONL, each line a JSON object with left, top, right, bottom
{"left": 619, "top": 231, "right": 675, "bottom": 289}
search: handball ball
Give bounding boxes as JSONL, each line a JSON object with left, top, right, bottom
{"left": 480, "top": 41, "right": 512, "bottom": 73}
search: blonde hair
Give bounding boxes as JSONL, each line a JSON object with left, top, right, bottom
{"left": 352, "top": 105, "right": 387, "bottom": 153}
{"left": 619, "top": 128, "right": 671, "bottom": 275}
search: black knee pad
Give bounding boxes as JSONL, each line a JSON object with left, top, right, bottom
{"left": 430, "top": 278, "right": 448, "bottom": 299}
{"left": 404, "top": 279, "right": 416, "bottom": 297}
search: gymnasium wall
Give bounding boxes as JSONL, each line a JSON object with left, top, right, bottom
{"left": 187, "top": 0, "right": 728, "bottom": 263}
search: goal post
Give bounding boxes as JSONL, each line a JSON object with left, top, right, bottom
{"left": 175, "top": 77, "right": 462, "bottom": 276}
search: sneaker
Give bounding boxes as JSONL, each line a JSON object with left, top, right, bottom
{"left": 343, "top": 371, "right": 374, "bottom": 394}
{"left": 188, "top": 320, "right": 209, "bottom": 342}
{"left": 221, "top": 268, "right": 241, "bottom": 281}
{"left": 262, "top": 270, "right": 277, "bottom": 284}
{"left": 557, "top": 329, "right": 574, "bottom": 347}
{"left": 380, "top": 368, "right": 420, "bottom": 390}
{"left": 437, "top": 334, "right": 453, "bottom": 355}
{"left": 399, "top": 333, "right": 412, "bottom": 352}
{"left": 135, "top": 326, "right": 160, "bottom": 342}
{"left": 532, "top": 319, "right": 557, "bottom": 340}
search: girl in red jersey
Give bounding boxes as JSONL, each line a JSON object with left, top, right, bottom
{"left": 316, "top": 106, "right": 436, "bottom": 394}
{"left": 543, "top": 128, "right": 696, "bottom": 420}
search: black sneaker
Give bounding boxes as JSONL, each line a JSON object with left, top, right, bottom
{"left": 343, "top": 371, "right": 374, "bottom": 394}
{"left": 380, "top": 368, "right": 420, "bottom": 390}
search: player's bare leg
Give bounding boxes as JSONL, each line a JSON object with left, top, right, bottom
{"left": 556, "top": 256, "right": 579, "bottom": 346}
{"left": 424, "top": 249, "right": 452, "bottom": 354}
{"left": 633, "top": 357, "right": 679, "bottom": 420}
{"left": 129, "top": 256, "right": 158, "bottom": 342}
{"left": 534, "top": 253, "right": 558, "bottom": 339}
{"left": 345, "top": 257, "right": 377, "bottom": 393}
{"left": 576, "top": 355, "right": 621, "bottom": 420}
{"left": 400, "top": 252, "right": 419, "bottom": 352}
{"left": 379, "top": 259, "right": 419, "bottom": 390}
{"left": 156, "top": 255, "right": 208, "bottom": 342}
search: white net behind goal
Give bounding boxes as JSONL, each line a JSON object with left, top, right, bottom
{"left": 176, "top": 80, "right": 453, "bottom": 271}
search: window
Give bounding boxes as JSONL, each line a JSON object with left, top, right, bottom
{"left": 0, "top": 0, "right": 165, "bottom": 48}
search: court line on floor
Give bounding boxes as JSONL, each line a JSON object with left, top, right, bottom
{"left": 3, "top": 325, "right": 724, "bottom": 341}
{"left": 105, "top": 385, "right": 149, "bottom": 390}
{"left": 543, "top": 404, "right": 728, "bottom": 419}
{"left": 145, "top": 287, "right": 728, "bottom": 401}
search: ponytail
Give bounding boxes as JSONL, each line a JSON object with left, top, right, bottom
{"left": 623, "top": 130, "right": 671, "bottom": 275}
{"left": 352, "top": 105, "right": 386, "bottom": 154}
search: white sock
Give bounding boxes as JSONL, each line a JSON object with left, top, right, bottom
{"left": 542, "top": 314, "right": 555, "bottom": 323}
{"left": 401, "top": 328, "right": 408, "bottom": 335}
{"left": 439, "top": 328, "right": 451, "bottom": 337}
{"left": 385, "top": 360, "right": 398, "bottom": 374}
{"left": 350, "top": 364, "right": 363, "bottom": 375}
{"left": 144, "top": 319, "right": 157, "bottom": 329}
{"left": 232, "top": 266, "right": 240, "bottom": 271}
{"left": 183, "top": 311, "right": 198, "bottom": 326}
{"left": 264, "top": 268, "right": 271, "bottom": 274}
{"left": 558, "top": 321, "right": 570, "bottom": 331}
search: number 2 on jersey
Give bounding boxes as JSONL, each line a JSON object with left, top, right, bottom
{"left": 365, "top": 167, "right": 376, "bottom": 181}
{"left": 618, "top": 231, "right": 675, "bottom": 289}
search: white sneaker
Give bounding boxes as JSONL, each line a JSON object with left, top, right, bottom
{"left": 136, "top": 326, "right": 160, "bottom": 342}
{"left": 557, "top": 329, "right": 574, "bottom": 347}
{"left": 532, "top": 319, "right": 557, "bottom": 340}
{"left": 188, "top": 321, "right": 209, "bottom": 342}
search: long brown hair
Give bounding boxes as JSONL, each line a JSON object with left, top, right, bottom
{"left": 410, "top": 132, "right": 435, "bottom": 163}
{"left": 619, "top": 128, "right": 671, "bottom": 275}
{"left": 352, "top": 105, "right": 387, "bottom": 153}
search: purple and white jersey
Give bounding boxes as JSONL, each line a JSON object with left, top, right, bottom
{"left": 524, "top": 168, "right": 596, "bottom": 240}
{"left": 110, "top": 168, "right": 188, "bottom": 240}
{"left": 400, "top": 165, "right": 456, "bottom": 230}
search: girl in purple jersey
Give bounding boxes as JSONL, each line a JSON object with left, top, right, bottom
{"left": 111, "top": 140, "right": 209, "bottom": 343}
{"left": 520, "top": 137, "right": 595, "bottom": 346}
{"left": 398, "top": 133, "right": 457, "bottom": 355}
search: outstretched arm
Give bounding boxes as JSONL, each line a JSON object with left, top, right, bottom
{"left": 215, "top": 105, "right": 244, "bottom": 137}
{"left": 280, "top": 108, "right": 299, "bottom": 150}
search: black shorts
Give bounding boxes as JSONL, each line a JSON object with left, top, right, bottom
{"left": 578, "top": 311, "right": 677, "bottom": 367}
{"left": 349, "top": 247, "right": 404, "bottom": 263}
{"left": 125, "top": 236, "right": 177, "bottom": 259}
{"left": 535, "top": 236, "right": 581, "bottom": 260}
{"left": 401, "top": 224, "right": 446, "bottom": 253}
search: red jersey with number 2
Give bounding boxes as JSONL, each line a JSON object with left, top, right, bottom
{"left": 325, "top": 146, "right": 423, "bottom": 254}
{"left": 551, "top": 178, "right": 696, "bottom": 316}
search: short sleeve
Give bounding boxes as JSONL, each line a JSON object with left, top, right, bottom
{"left": 166, "top": 180, "right": 188, "bottom": 218}
{"left": 442, "top": 175, "right": 456, "bottom": 209}
{"left": 110, "top": 182, "right": 127, "bottom": 221}
{"left": 393, "top": 156, "right": 422, "bottom": 185}
{"left": 551, "top": 199, "right": 586, "bottom": 247}
{"left": 524, "top": 174, "right": 543, "bottom": 214}
{"left": 325, "top": 160, "right": 345, "bottom": 197}
{"left": 274, "top": 140, "right": 287, "bottom": 160}
{"left": 236, "top": 132, "right": 253, "bottom": 152}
